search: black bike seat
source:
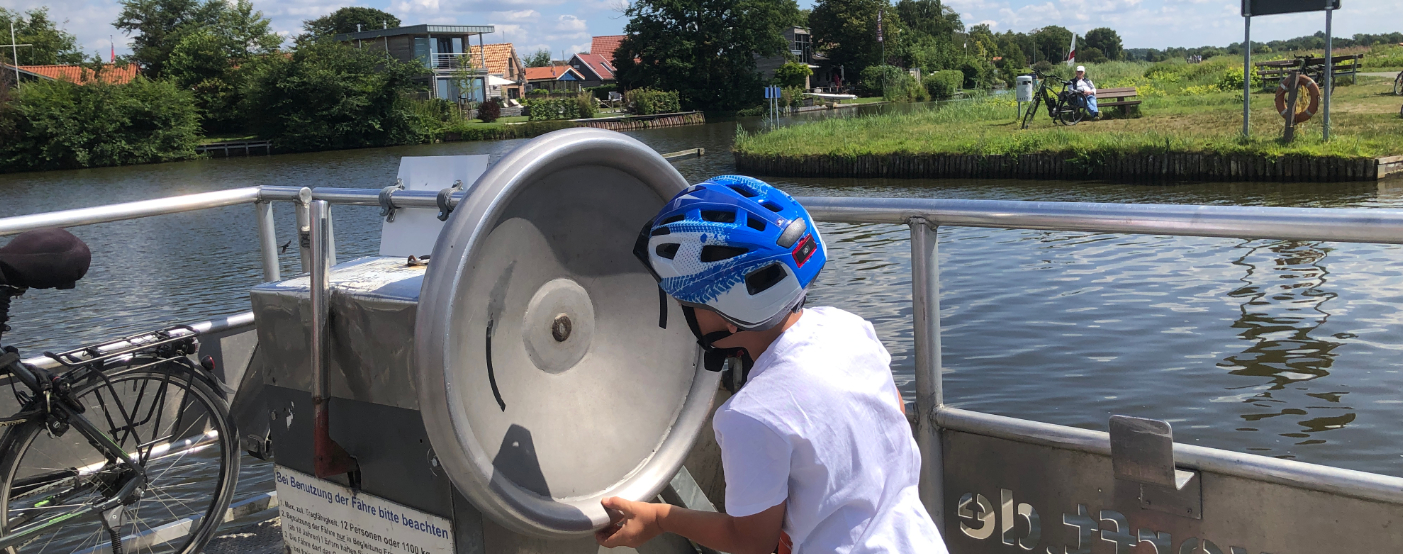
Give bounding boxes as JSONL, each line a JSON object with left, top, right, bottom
{"left": 0, "top": 229, "right": 91, "bottom": 290}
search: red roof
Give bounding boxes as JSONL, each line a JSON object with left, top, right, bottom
{"left": 523, "top": 66, "right": 584, "bottom": 81}
{"left": 571, "top": 53, "right": 615, "bottom": 81}
{"left": 590, "top": 35, "right": 625, "bottom": 63}
{"left": 13, "top": 64, "right": 139, "bottom": 85}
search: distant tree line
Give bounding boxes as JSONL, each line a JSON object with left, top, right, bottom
{"left": 1127, "top": 31, "right": 1403, "bottom": 62}
{"left": 0, "top": 4, "right": 455, "bottom": 172}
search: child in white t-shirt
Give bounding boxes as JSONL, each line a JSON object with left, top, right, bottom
{"left": 598, "top": 175, "right": 946, "bottom": 554}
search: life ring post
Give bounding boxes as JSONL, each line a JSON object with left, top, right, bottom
{"left": 1283, "top": 69, "right": 1301, "bottom": 142}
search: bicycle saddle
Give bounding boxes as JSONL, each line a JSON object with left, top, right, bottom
{"left": 0, "top": 229, "right": 91, "bottom": 290}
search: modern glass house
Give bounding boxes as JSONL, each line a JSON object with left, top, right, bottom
{"left": 332, "top": 24, "right": 496, "bottom": 101}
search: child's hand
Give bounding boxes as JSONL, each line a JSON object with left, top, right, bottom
{"left": 595, "top": 497, "right": 666, "bottom": 548}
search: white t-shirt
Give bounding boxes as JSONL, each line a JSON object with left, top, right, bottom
{"left": 712, "top": 307, "right": 946, "bottom": 554}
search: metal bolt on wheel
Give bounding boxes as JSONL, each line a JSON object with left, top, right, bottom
{"left": 0, "top": 364, "right": 239, "bottom": 554}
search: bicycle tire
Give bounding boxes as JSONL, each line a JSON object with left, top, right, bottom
{"left": 1058, "top": 101, "right": 1084, "bottom": 126}
{"left": 0, "top": 361, "right": 238, "bottom": 554}
{"left": 1021, "top": 96, "right": 1042, "bottom": 129}
{"left": 1394, "top": 72, "right": 1402, "bottom": 96}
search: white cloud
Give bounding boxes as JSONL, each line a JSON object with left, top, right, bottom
{"left": 554, "top": 14, "right": 587, "bottom": 32}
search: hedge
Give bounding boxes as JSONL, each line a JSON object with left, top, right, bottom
{"left": 923, "top": 70, "right": 964, "bottom": 100}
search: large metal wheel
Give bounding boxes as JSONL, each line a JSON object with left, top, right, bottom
{"left": 414, "top": 128, "right": 719, "bottom": 539}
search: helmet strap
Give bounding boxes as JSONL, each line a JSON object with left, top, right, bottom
{"left": 681, "top": 306, "right": 753, "bottom": 380}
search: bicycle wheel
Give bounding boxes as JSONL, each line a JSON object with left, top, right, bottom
{"left": 1021, "top": 96, "right": 1042, "bottom": 129}
{"left": 0, "top": 361, "right": 238, "bottom": 554}
{"left": 1393, "top": 72, "right": 1402, "bottom": 96}
{"left": 1058, "top": 102, "right": 1084, "bottom": 126}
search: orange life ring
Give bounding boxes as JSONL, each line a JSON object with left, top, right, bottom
{"left": 1275, "top": 74, "right": 1320, "bottom": 124}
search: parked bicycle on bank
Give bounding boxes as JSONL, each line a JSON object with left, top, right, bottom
{"left": 1020, "top": 71, "right": 1090, "bottom": 129}
{"left": 0, "top": 229, "right": 239, "bottom": 554}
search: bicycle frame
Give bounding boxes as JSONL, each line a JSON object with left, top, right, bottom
{"left": 0, "top": 352, "right": 147, "bottom": 549}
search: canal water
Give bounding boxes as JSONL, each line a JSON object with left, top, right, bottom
{"left": 1, "top": 106, "right": 1402, "bottom": 517}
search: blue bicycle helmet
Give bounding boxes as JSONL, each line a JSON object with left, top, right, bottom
{"left": 634, "top": 175, "right": 826, "bottom": 331}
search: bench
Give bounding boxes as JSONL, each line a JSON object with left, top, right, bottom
{"left": 1254, "top": 54, "right": 1364, "bottom": 91}
{"left": 1097, "top": 87, "right": 1140, "bottom": 114}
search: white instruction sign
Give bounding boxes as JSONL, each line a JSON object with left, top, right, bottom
{"left": 275, "top": 466, "right": 454, "bottom": 554}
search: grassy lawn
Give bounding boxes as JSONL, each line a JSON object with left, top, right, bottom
{"left": 842, "top": 97, "right": 887, "bottom": 105}
{"left": 737, "top": 75, "right": 1403, "bottom": 160}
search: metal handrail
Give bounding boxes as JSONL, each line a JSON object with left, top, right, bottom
{"left": 7, "top": 185, "right": 1403, "bottom": 533}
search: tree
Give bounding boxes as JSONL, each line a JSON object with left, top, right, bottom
{"left": 1080, "top": 46, "right": 1107, "bottom": 64}
{"left": 115, "top": 0, "right": 278, "bottom": 78}
{"left": 242, "top": 40, "right": 431, "bottom": 151}
{"left": 1083, "top": 27, "right": 1122, "bottom": 61}
{"left": 811, "top": 0, "right": 888, "bottom": 77}
{"left": 613, "top": 0, "right": 800, "bottom": 111}
{"left": 302, "top": 7, "right": 401, "bottom": 37}
{"left": 0, "top": 8, "right": 83, "bottom": 66}
{"left": 774, "top": 61, "right": 812, "bottom": 88}
{"left": 892, "top": 0, "right": 960, "bottom": 73}
{"left": 1030, "top": 26, "right": 1074, "bottom": 65}
{"left": 524, "top": 49, "right": 551, "bottom": 67}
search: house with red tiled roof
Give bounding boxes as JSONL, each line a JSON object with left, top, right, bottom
{"left": 568, "top": 53, "right": 615, "bottom": 88}
{"left": 523, "top": 65, "right": 585, "bottom": 93}
{"left": 590, "top": 35, "right": 624, "bottom": 64}
{"left": 468, "top": 42, "right": 525, "bottom": 99}
{"left": 1, "top": 63, "right": 140, "bottom": 86}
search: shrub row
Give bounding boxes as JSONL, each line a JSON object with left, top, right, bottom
{"left": 626, "top": 88, "right": 681, "bottom": 115}
{"left": 923, "top": 70, "right": 964, "bottom": 100}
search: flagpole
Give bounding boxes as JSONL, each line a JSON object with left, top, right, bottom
{"left": 10, "top": 22, "right": 19, "bottom": 86}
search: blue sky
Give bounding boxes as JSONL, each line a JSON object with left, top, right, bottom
{"left": 3, "top": 0, "right": 1397, "bottom": 63}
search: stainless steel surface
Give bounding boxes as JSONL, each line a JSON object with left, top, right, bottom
{"left": 249, "top": 257, "right": 425, "bottom": 409}
{"left": 0, "top": 187, "right": 262, "bottom": 237}
{"left": 294, "top": 188, "right": 313, "bottom": 273}
{"left": 943, "top": 427, "right": 1403, "bottom": 554}
{"left": 309, "top": 200, "right": 332, "bottom": 413}
{"left": 799, "top": 196, "right": 1403, "bottom": 244}
{"left": 1109, "top": 416, "right": 1180, "bottom": 489}
{"left": 936, "top": 407, "right": 1403, "bottom": 506}
{"left": 909, "top": 219, "right": 944, "bottom": 535}
{"left": 254, "top": 201, "right": 280, "bottom": 282}
{"left": 415, "top": 128, "right": 721, "bottom": 538}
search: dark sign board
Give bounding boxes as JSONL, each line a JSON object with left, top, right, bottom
{"left": 1243, "top": 0, "right": 1340, "bottom": 16}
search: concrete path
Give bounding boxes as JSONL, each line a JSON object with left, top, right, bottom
{"left": 1359, "top": 71, "right": 1399, "bottom": 78}
{"left": 205, "top": 519, "right": 285, "bottom": 554}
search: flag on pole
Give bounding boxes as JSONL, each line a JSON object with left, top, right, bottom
{"left": 877, "top": 8, "right": 884, "bottom": 43}
{"left": 110, "top": 36, "right": 115, "bottom": 62}
{"left": 1065, "top": 34, "right": 1076, "bottom": 66}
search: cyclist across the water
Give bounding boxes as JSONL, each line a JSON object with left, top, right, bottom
{"left": 596, "top": 176, "right": 945, "bottom": 553}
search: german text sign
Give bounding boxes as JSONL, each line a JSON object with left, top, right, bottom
{"left": 1242, "top": 0, "right": 1339, "bottom": 16}
{"left": 275, "top": 466, "right": 455, "bottom": 554}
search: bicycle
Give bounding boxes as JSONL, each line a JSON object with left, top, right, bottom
{"left": 0, "top": 229, "right": 239, "bottom": 554}
{"left": 1020, "top": 71, "right": 1087, "bottom": 129}
{"left": 1393, "top": 70, "right": 1402, "bottom": 96}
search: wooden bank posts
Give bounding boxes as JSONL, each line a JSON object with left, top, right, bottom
{"left": 1283, "top": 70, "right": 1301, "bottom": 142}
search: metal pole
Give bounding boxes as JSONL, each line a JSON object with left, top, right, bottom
{"left": 1242, "top": 14, "right": 1251, "bottom": 137}
{"left": 1323, "top": 5, "right": 1333, "bottom": 141}
{"left": 909, "top": 219, "right": 944, "bottom": 536}
{"left": 9, "top": 22, "right": 18, "bottom": 85}
{"left": 308, "top": 200, "right": 354, "bottom": 479}
{"left": 294, "top": 187, "right": 313, "bottom": 273}
{"left": 253, "top": 201, "right": 280, "bottom": 282}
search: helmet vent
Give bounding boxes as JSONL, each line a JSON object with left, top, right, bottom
{"left": 727, "top": 185, "right": 758, "bottom": 198}
{"left": 650, "top": 227, "right": 671, "bottom": 236}
{"left": 701, "top": 210, "right": 736, "bottom": 223}
{"left": 660, "top": 215, "right": 685, "bottom": 225}
{"left": 700, "top": 245, "right": 748, "bottom": 262}
{"left": 745, "top": 215, "right": 767, "bottom": 232}
{"left": 655, "top": 243, "right": 680, "bottom": 259}
{"left": 745, "top": 263, "right": 787, "bottom": 295}
{"left": 761, "top": 201, "right": 784, "bottom": 212}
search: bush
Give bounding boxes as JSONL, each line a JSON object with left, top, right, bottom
{"left": 774, "top": 61, "right": 813, "bottom": 89}
{"left": 923, "top": 70, "right": 964, "bottom": 99}
{"left": 626, "top": 88, "right": 681, "bottom": 115}
{"left": 528, "top": 88, "right": 551, "bottom": 96}
{"left": 576, "top": 92, "right": 597, "bottom": 118}
{"left": 779, "top": 85, "right": 807, "bottom": 108}
{"left": 477, "top": 97, "right": 502, "bottom": 123}
{"left": 524, "top": 97, "right": 581, "bottom": 120}
{"left": 1032, "top": 60, "right": 1055, "bottom": 75}
{"left": 861, "top": 65, "right": 928, "bottom": 102}
{"left": 957, "top": 58, "right": 992, "bottom": 89}
{"left": 859, "top": 65, "right": 903, "bottom": 97}
{"left": 0, "top": 77, "right": 201, "bottom": 172}
{"left": 1217, "top": 67, "right": 1264, "bottom": 92}
{"left": 242, "top": 40, "right": 432, "bottom": 152}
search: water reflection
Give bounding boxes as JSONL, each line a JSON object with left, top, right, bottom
{"left": 1222, "top": 239, "right": 1353, "bottom": 455}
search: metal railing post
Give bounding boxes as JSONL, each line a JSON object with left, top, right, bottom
{"left": 295, "top": 188, "right": 314, "bottom": 273}
{"left": 253, "top": 201, "right": 280, "bottom": 282}
{"left": 309, "top": 200, "right": 355, "bottom": 478}
{"left": 908, "top": 218, "right": 944, "bottom": 536}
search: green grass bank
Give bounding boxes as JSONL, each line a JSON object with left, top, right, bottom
{"left": 735, "top": 66, "right": 1403, "bottom": 182}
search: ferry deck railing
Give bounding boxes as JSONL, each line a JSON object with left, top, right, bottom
{"left": 4, "top": 187, "right": 1403, "bottom": 549}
